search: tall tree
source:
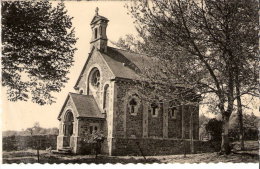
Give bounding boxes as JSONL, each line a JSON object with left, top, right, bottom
{"left": 2, "top": 1, "right": 77, "bottom": 105}
{"left": 231, "top": 0, "right": 258, "bottom": 149}
{"left": 122, "top": 0, "right": 258, "bottom": 154}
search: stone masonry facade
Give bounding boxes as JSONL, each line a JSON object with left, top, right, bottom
{"left": 56, "top": 10, "right": 200, "bottom": 156}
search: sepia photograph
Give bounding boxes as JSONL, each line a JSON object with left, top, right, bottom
{"left": 1, "top": 0, "right": 259, "bottom": 166}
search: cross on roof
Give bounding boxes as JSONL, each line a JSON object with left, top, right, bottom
{"left": 95, "top": 7, "right": 99, "bottom": 16}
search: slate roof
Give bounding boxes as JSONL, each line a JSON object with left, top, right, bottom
{"left": 74, "top": 46, "right": 154, "bottom": 88}
{"left": 58, "top": 93, "right": 105, "bottom": 120}
{"left": 100, "top": 46, "right": 154, "bottom": 80}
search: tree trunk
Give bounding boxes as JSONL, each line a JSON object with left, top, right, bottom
{"left": 220, "top": 115, "right": 231, "bottom": 154}
{"left": 237, "top": 95, "right": 244, "bottom": 150}
{"left": 190, "top": 110, "right": 194, "bottom": 154}
{"left": 235, "top": 68, "right": 245, "bottom": 150}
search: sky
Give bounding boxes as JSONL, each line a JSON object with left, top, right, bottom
{"left": 1, "top": 1, "right": 259, "bottom": 131}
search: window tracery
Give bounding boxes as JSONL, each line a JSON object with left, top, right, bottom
{"left": 149, "top": 102, "right": 159, "bottom": 117}
{"left": 90, "top": 68, "right": 100, "bottom": 88}
{"left": 127, "top": 94, "right": 140, "bottom": 116}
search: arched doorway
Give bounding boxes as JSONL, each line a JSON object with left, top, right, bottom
{"left": 63, "top": 110, "right": 74, "bottom": 147}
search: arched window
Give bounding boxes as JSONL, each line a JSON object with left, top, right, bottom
{"left": 94, "top": 28, "right": 98, "bottom": 39}
{"left": 127, "top": 94, "right": 140, "bottom": 116}
{"left": 65, "top": 111, "right": 74, "bottom": 122}
{"left": 89, "top": 68, "right": 100, "bottom": 88}
{"left": 129, "top": 98, "right": 137, "bottom": 114}
{"left": 99, "top": 26, "right": 102, "bottom": 36}
{"left": 169, "top": 102, "right": 177, "bottom": 119}
{"left": 103, "top": 84, "right": 109, "bottom": 113}
{"left": 91, "top": 70, "right": 100, "bottom": 87}
{"left": 149, "top": 102, "right": 159, "bottom": 117}
{"left": 169, "top": 106, "right": 177, "bottom": 119}
{"left": 79, "top": 89, "right": 84, "bottom": 94}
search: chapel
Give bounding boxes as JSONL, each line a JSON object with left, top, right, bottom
{"left": 56, "top": 9, "right": 199, "bottom": 155}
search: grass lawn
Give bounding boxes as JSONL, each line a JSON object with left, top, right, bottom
{"left": 2, "top": 140, "right": 259, "bottom": 164}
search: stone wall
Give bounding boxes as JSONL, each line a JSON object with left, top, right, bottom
{"left": 76, "top": 48, "right": 114, "bottom": 108}
{"left": 74, "top": 136, "right": 94, "bottom": 154}
{"left": 114, "top": 80, "right": 199, "bottom": 141}
{"left": 114, "top": 81, "right": 130, "bottom": 138}
{"left": 77, "top": 118, "right": 105, "bottom": 136}
{"left": 111, "top": 138, "right": 215, "bottom": 156}
{"left": 70, "top": 48, "right": 201, "bottom": 155}
{"left": 57, "top": 97, "right": 78, "bottom": 150}
{"left": 148, "top": 104, "right": 164, "bottom": 138}
{"left": 168, "top": 106, "right": 182, "bottom": 138}
{"left": 126, "top": 103, "right": 143, "bottom": 138}
{"left": 76, "top": 118, "right": 108, "bottom": 154}
{"left": 74, "top": 49, "right": 115, "bottom": 155}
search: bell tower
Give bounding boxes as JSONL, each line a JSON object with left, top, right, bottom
{"left": 90, "top": 7, "right": 109, "bottom": 52}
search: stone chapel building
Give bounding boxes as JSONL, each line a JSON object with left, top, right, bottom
{"left": 57, "top": 9, "right": 199, "bottom": 156}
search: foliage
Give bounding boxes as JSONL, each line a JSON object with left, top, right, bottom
{"left": 199, "top": 114, "right": 210, "bottom": 127}
{"left": 112, "top": 34, "right": 142, "bottom": 53}
{"left": 229, "top": 113, "right": 259, "bottom": 140}
{"left": 2, "top": 135, "right": 57, "bottom": 151}
{"left": 203, "top": 113, "right": 259, "bottom": 142}
{"left": 205, "top": 118, "right": 222, "bottom": 141}
{"left": 198, "top": 114, "right": 210, "bottom": 140}
{"left": 2, "top": 1, "right": 77, "bottom": 105}
{"left": 82, "top": 130, "right": 105, "bottom": 157}
{"left": 123, "top": 0, "right": 258, "bottom": 105}
{"left": 120, "top": 0, "right": 258, "bottom": 154}
{"left": 3, "top": 123, "right": 59, "bottom": 137}
{"left": 25, "top": 122, "right": 41, "bottom": 135}
{"left": 83, "top": 130, "right": 105, "bottom": 144}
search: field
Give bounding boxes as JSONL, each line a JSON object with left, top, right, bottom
{"left": 2, "top": 141, "right": 258, "bottom": 164}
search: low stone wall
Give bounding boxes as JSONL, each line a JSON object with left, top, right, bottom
{"left": 112, "top": 138, "right": 217, "bottom": 156}
{"left": 194, "top": 140, "right": 221, "bottom": 153}
{"left": 73, "top": 137, "right": 93, "bottom": 154}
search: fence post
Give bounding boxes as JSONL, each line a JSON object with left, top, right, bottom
{"left": 37, "top": 138, "right": 40, "bottom": 163}
{"left": 37, "top": 148, "right": 40, "bottom": 163}
{"left": 136, "top": 141, "right": 146, "bottom": 161}
{"left": 183, "top": 139, "right": 186, "bottom": 158}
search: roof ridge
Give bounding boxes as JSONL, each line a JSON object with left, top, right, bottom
{"left": 107, "top": 46, "right": 148, "bottom": 57}
{"left": 69, "top": 92, "right": 91, "bottom": 97}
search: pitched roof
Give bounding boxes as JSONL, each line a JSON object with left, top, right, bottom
{"left": 90, "top": 15, "right": 109, "bottom": 24}
{"left": 100, "top": 47, "right": 193, "bottom": 88}
{"left": 58, "top": 93, "right": 104, "bottom": 120}
{"left": 74, "top": 46, "right": 155, "bottom": 89}
{"left": 100, "top": 46, "right": 154, "bottom": 80}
